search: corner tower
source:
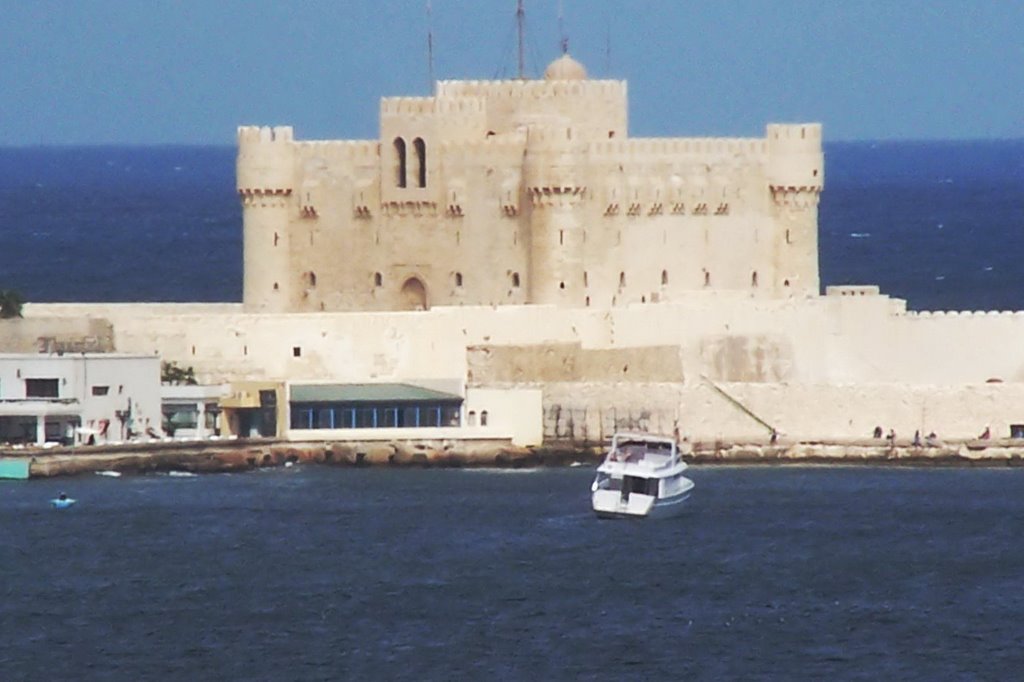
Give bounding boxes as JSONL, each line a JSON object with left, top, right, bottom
{"left": 524, "top": 56, "right": 591, "bottom": 305}
{"left": 237, "top": 126, "right": 296, "bottom": 313}
{"left": 766, "top": 124, "right": 824, "bottom": 296}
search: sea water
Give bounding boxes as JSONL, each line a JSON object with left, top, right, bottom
{"left": 2, "top": 467, "right": 1024, "bottom": 679}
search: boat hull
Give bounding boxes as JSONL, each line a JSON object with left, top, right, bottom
{"left": 592, "top": 480, "right": 693, "bottom": 520}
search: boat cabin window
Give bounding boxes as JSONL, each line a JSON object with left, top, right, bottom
{"left": 623, "top": 476, "right": 658, "bottom": 496}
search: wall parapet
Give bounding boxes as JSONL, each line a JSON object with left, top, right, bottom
{"left": 437, "top": 78, "right": 625, "bottom": 101}
{"left": 590, "top": 137, "right": 767, "bottom": 158}
{"left": 237, "top": 125, "right": 294, "bottom": 144}
{"left": 826, "top": 285, "right": 881, "bottom": 297}
{"left": 909, "top": 310, "right": 1024, "bottom": 319}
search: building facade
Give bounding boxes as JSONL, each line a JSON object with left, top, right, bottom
{"left": 238, "top": 55, "right": 823, "bottom": 314}
{"left": 0, "top": 353, "right": 161, "bottom": 445}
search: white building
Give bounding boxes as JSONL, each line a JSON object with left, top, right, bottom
{"left": 160, "top": 384, "right": 227, "bottom": 440}
{"left": 0, "top": 353, "right": 161, "bottom": 446}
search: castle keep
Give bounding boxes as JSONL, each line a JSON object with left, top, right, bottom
{"left": 238, "top": 55, "right": 823, "bottom": 313}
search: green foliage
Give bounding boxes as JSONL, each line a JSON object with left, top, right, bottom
{"left": 0, "top": 289, "right": 25, "bottom": 319}
{"left": 161, "top": 361, "right": 198, "bottom": 385}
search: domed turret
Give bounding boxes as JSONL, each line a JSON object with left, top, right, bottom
{"left": 544, "top": 54, "right": 587, "bottom": 80}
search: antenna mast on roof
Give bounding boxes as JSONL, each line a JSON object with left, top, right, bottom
{"left": 605, "top": 16, "right": 611, "bottom": 73}
{"left": 517, "top": 0, "right": 525, "bottom": 79}
{"left": 427, "top": 1, "right": 435, "bottom": 90}
{"left": 558, "top": 0, "right": 568, "bottom": 54}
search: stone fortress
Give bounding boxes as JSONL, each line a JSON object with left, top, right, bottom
{"left": 22, "top": 54, "right": 1024, "bottom": 445}
{"left": 239, "top": 54, "right": 821, "bottom": 314}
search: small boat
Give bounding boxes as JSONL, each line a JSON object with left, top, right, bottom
{"left": 591, "top": 432, "right": 694, "bottom": 519}
{"left": 50, "top": 497, "right": 77, "bottom": 509}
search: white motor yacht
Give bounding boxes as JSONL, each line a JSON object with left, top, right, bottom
{"left": 591, "top": 433, "right": 694, "bottom": 519}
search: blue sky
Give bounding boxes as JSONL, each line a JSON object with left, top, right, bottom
{"left": 2, "top": 0, "right": 1022, "bottom": 145}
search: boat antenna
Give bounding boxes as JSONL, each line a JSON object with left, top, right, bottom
{"left": 427, "top": 0, "right": 435, "bottom": 91}
{"left": 517, "top": 0, "right": 525, "bottom": 79}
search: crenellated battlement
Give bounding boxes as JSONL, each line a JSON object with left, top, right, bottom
{"left": 826, "top": 285, "right": 881, "bottom": 297}
{"left": 295, "top": 140, "right": 379, "bottom": 164}
{"left": 379, "top": 95, "right": 488, "bottom": 117}
{"left": 590, "top": 137, "right": 768, "bottom": 159}
{"left": 436, "top": 97, "right": 485, "bottom": 115}
{"left": 909, "top": 310, "right": 1024, "bottom": 319}
{"left": 237, "top": 125, "right": 294, "bottom": 144}
{"left": 767, "top": 123, "right": 822, "bottom": 144}
{"left": 237, "top": 126, "right": 295, "bottom": 194}
{"left": 766, "top": 123, "right": 824, "bottom": 192}
{"left": 437, "top": 78, "right": 625, "bottom": 101}
{"left": 380, "top": 97, "right": 437, "bottom": 116}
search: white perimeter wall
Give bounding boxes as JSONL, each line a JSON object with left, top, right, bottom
{"left": 25, "top": 294, "right": 1024, "bottom": 440}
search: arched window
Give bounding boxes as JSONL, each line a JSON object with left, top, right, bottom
{"left": 583, "top": 271, "right": 588, "bottom": 287}
{"left": 393, "top": 137, "right": 407, "bottom": 188}
{"left": 305, "top": 271, "right": 317, "bottom": 288}
{"left": 468, "top": 410, "right": 477, "bottom": 426}
{"left": 374, "top": 272, "right": 382, "bottom": 287}
{"left": 480, "top": 410, "right": 488, "bottom": 426}
{"left": 511, "top": 272, "right": 520, "bottom": 288}
{"left": 784, "top": 279, "right": 791, "bottom": 287}
{"left": 752, "top": 271, "right": 759, "bottom": 287}
{"left": 619, "top": 272, "right": 626, "bottom": 287}
{"left": 413, "top": 137, "right": 426, "bottom": 188}
{"left": 455, "top": 272, "right": 463, "bottom": 287}
{"left": 704, "top": 271, "right": 711, "bottom": 287}
{"left": 661, "top": 270, "right": 668, "bottom": 286}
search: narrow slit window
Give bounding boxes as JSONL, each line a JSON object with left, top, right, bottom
{"left": 413, "top": 137, "right": 426, "bottom": 188}
{"left": 393, "top": 137, "right": 407, "bottom": 188}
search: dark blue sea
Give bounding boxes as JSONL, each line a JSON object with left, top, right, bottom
{"left": 2, "top": 467, "right": 1024, "bottom": 680}
{"left": 1, "top": 141, "right": 1023, "bottom": 309}
{"left": 2, "top": 144, "right": 1024, "bottom": 679}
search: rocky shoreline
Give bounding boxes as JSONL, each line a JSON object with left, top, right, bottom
{"left": 3, "top": 436, "right": 1024, "bottom": 478}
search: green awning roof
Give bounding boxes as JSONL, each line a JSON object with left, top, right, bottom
{"left": 290, "top": 383, "right": 462, "bottom": 404}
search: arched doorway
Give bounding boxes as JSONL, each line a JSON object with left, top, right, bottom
{"left": 400, "top": 277, "right": 428, "bottom": 310}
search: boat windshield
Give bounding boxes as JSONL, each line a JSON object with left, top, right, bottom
{"left": 609, "top": 439, "right": 675, "bottom": 467}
